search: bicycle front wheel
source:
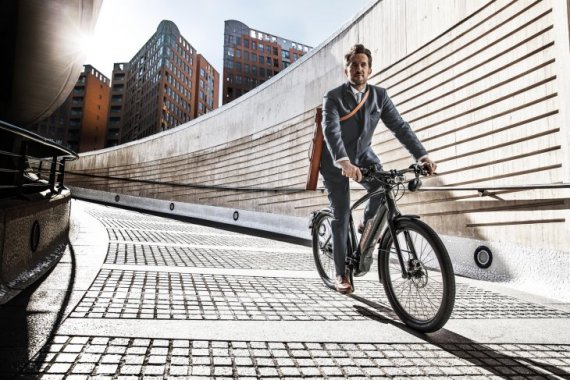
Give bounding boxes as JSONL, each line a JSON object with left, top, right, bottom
{"left": 378, "top": 218, "right": 455, "bottom": 332}
{"left": 312, "top": 211, "right": 336, "bottom": 289}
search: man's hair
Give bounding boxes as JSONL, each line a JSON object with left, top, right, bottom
{"left": 344, "top": 44, "right": 372, "bottom": 68}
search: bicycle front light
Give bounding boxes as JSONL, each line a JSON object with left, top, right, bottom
{"left": 408, "top": 178, "right": 422, "bottom": 192}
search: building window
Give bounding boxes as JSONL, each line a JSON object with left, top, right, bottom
{"left": 273, "top": 46, "right": 278, "bottom": 56}
{"left": 200, "top": 68, "right": 205, "bottom": 77}
{"left": 244, "top": 39, "right": 249, "bottom": 48}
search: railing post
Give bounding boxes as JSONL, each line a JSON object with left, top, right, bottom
{"left": 57, "top": 158, "right": 66, "bottom": 194}
{"left": 49, "top": 154, "right": 57, "bottom": 193}
{"left": 16, "top": 141, "right": 28, "bottom": 196}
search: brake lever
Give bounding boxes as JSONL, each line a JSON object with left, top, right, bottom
{"left": 360, "top": 165, "right": 378, "bottom": 178}
{"left": 412, "top": 162, "right": 429, "bottom": 177}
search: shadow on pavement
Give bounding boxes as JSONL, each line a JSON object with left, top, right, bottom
{"left": 0, "top": 243, "right": 76, "bottom": 379}
{"left": 351, "top": 294, "right": 569, "bottom": 379}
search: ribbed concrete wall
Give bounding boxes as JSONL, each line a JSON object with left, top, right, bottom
{"left": 67, "top": 0, "right": 570, "bottom": 300}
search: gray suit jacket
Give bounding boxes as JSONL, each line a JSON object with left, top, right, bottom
{"left": 320, "top": 82, "right": 427, "bottom": 180}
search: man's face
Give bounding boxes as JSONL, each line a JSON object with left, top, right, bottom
{"left": 345, "top": 53, "right": 372, "bottom": 87}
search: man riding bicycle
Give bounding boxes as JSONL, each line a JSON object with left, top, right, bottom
{"left": 320, "top": 44, "right": 437, "bottom": 294}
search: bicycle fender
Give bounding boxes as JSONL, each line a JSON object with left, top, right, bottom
{"left": 308, "top": 208, "right": 332, "bottom": 230}
{"left": 395, "top": 214, "right": 420, "bottom": 221}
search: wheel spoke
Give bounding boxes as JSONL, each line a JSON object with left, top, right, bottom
{"left": 313, "top": 215, "right": 337, "bottom": 287}
{"left": 380, "top": 221, "right": 454, "bottom": 328}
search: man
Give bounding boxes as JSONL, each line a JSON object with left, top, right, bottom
{"left": 321, "top": 44, "right": 437, "bottom": 294}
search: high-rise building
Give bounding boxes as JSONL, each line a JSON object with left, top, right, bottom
{"left": 222, "top": 20, "right": 311, "bottom": 104}
{"left": 105, "top": 62, "right": 128, "bottom": 148}
{"left": 195, "top": 54, "right": 219, "bottom": 118}
{"left": 120, "top": 20, "right": 219, "bottom": 143}
{"left": 28, "top": 65, "right": 110, "bottom": 153}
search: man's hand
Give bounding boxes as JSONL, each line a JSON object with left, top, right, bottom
{"left": 339, "top": 160, "right": 363, "bottom": 182}
{"left": 420, "top": 156, "right": 437, "bottom": 175}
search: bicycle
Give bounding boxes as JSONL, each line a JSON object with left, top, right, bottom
{"left": 309, "top": 163, "right": 455, "bottom": 332}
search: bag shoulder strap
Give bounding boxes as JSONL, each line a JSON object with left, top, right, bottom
{"left": 339, "top": 89, "right": 369, "bottom": 122}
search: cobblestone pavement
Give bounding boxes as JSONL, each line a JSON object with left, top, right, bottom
{"left": 11, "top": 200, "right": 570, "bottom": 379}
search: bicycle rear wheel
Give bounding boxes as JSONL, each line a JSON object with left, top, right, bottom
{"left": 312, "top": 211, "right": 336, "bottom": 289}
{"left": 378, "top": 218, "right": 455, "bottom": 332}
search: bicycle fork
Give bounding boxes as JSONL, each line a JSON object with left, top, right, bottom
{"left": 384, "top": 192, "right": 419, "bottom": 279}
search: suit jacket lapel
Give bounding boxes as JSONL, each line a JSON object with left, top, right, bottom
{"left": 344, "top": 82, "right": 361, "bottom": 108}
{"left": 362, "top": 85, "right": 371, "bottom": 134}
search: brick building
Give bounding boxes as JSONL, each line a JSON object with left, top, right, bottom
{"left": 222, "top": 20, "right": 311, "bottom": 104}
{"left": 28, "top": 65, "right": 110, "bottom": 153}
{"left": 120, "top": 20, "right": 219, "bottom": 144}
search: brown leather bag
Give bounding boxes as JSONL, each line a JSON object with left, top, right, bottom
{"left": 305, "top": 90, "right": 369, "bottom": 190}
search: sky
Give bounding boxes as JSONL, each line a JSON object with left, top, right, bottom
{"left": 86, "top": 0, "right": 372, "bottom": 79}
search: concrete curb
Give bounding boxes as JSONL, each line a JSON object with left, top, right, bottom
{"left": 69, "top": 186, "right": 311, "bottom": 241}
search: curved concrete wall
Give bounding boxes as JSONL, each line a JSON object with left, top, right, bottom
{"left": 2, "top": 0, "right": 103, "bottom": 125}
{"left": 68, "top": 0, "right": 570, "bottom": 301}
{"left": 0, "top": 190, "right": 71, "bottom": 304}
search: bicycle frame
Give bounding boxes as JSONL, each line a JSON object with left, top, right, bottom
{"left": 348, "top": 181, "right": 417, "bottom": 277}
{"left": 311, "top": 163, "right": 455, "bottom": 332}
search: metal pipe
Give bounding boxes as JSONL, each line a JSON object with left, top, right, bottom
{"left": 420, "top": 184, "right": 570, "bottom": 191}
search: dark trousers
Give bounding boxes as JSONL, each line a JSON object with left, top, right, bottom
{"left": 323, "top": 174, "right": 384, "bottom": 276}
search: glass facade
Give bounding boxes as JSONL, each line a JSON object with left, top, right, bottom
{"left": 121, "top": 20, "right": 219, "bottom": 144}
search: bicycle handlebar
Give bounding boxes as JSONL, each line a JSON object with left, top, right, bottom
{"left": 360, "top": 163, "right": 427, "bottom": 178}
{"left": 360, "top": 163, "right": 427, "bottom": 192}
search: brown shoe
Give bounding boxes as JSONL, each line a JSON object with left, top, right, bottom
{"left": 335, "top": 275, "right": 353, "bottom": 294}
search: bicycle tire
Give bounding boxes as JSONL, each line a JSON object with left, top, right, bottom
{"left": 378, "top": 218, "right": 455, "bottom": 332}
{"left": 312, "top": 211, "right": 336, "bottom": 289}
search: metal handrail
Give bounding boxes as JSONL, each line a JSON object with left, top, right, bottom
{"left": 66, "top": 171, "right": 306, "bottom": 194}
{"left": 0, "top": 121, "right": 77, "bottom": 159}
{"left": 420, "top": 184, "right": 570, "bottom": 191}
{"left": 0, "top": 120, "right": 77, "bottom": 197}
{"left": 66, "top": 170, "right": 570, "bottom": 196}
